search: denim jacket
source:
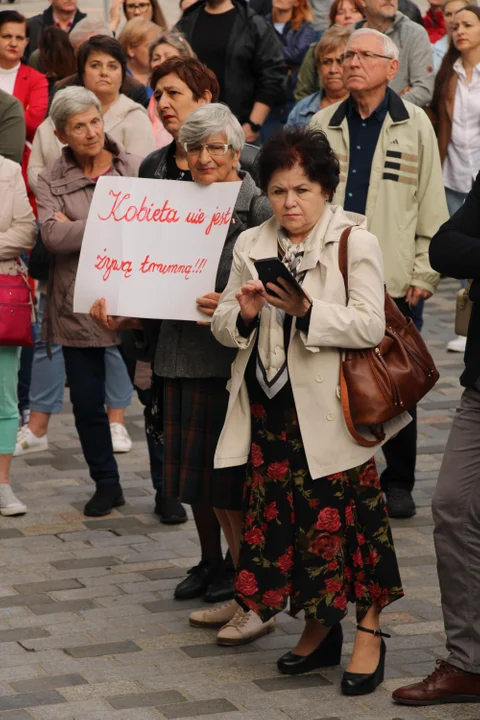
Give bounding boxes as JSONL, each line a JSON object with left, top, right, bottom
{"left": 286, "top": 91, "right": 322, "bottom": 128}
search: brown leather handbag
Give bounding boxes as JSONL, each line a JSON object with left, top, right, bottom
{"left": 338, "top": 227, "right": 439, "bottom": 447}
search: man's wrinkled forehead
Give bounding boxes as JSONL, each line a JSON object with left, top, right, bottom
{"left": 346, "top": 34, "right": 386, "bottom": 55}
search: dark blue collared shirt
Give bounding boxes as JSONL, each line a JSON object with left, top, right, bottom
{"left": 344, "top": 88, "right": 390, "bottom": 215}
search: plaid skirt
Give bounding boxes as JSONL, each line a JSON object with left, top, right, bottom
{"left": 160, "top": 376, "right": 245, "bottom": 510}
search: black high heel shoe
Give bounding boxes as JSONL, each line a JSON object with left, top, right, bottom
{"left": 341, "top": 625, "right": 391, "bottom": 696}
{"left": 277, "top": 622, "right": 343, "bottom": 675}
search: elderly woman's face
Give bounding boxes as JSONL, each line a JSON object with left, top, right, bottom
{"left": 56, "top": 107, "right": 105, "bottom": 158}
{"left": 83, "top": 51, "right": 123, "bottom": 98}
{"left": 267, "top": 162, "right": 327, "bottom": 238}
{"left": 318, "top": 43, "right": 346, "bottom": 95}
{"left": 154, "top": 72, "right": 209, "bottom": 137}
{"left": 151, "top": 43, "right": 181, "bottom": 70}
{"left": 185, "top": 132, "right": 240, "bottom": 185}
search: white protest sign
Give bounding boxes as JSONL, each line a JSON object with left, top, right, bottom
{"left": 73, "top": 176, "right": 242, "bottom": 321}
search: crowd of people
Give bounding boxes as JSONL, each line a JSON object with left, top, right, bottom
{"left": 0, "top": 0, "right": 479, "bottom": 706}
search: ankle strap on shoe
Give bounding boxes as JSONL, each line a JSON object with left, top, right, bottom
{"left": 356, "top": 625, "right": 391, "bottom": 639}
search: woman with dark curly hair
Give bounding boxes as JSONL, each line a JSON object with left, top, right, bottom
{"left": 212, "top": 127, "right": 406, "bottom": 695}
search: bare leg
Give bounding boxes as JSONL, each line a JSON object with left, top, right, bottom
{"left": 27, "top": 410, "right": 50, "bottom": 437}
{"left": 0, "top": 454, "right": 12, "bottom": 484}
{"left": 347, "top": 604, "right": 381, "bottom": 674}
{"left": 107, "top": 408, "right": 126, "bottom": 426}
{"left": 215, "top": 508, "right": 244, "bottom": 566}
{"left": 292, "top": 619, "right": 330, "bottom": 656}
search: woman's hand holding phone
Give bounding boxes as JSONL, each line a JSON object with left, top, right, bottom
{"left": 236, "top": 280, "right": 267, "bottom": 322}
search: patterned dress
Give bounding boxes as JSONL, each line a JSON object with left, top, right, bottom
{"left": 234, "top": 351, "right": 404, "bottom": 625}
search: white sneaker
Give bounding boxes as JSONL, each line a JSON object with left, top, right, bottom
{"left": 447, "top": 336, "right": 467, "bottom": 353}
{"left": 0, "top": 486, "right": 27, "bottom": 516}
{"left": 216, "top": 608, "right": 276, "bottom": 646}
{"left": 110, "top": 423, "right": 133, "bottom": 453}
{"left": 190, "top": 600, "right": 238, "bottom": 629}
{"left": 14, "top": 426, "right": 48, "bottom": 457}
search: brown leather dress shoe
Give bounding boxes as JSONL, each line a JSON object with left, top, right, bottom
{"left": 393, "top": 660, "right": 480, "bottom": 705}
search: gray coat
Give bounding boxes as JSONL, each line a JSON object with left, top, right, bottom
{"left": 153, "top": 171, "right": 272, "bottom": 379}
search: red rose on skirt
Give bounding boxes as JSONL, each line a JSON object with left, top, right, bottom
{"left": 328, "top": 560, "right": 338, "bottom": 571}
{"left": 251, "top": 404, "right": 266, "bottom": 418}
{"left": 267, "top": 461, "right": 289, "bottom": 480}
{"left": 315, "top": 507, "right": 342, "bottom": 533}
{"left": 264, "top": 502, "right": 279, "bottom": 522}
{"left": 353, "top": 547, "right": 364, "bottom": 567}
{"left": 263, "top": 589, "right": 285, "bottom": 607}
{"left": 368, "top": 549, "right": 379, "bottom": 567}
{"left": 354, "top": 581, "right": 366, "bottom": 599}
{"left": 359, "top": 463, "right": 380, "bottom": 488}
{"left": 325, "top": 578, "right": 343, "bottom": 594}
{"left": 345, "top": 504, "right": 354, "bottom": 525}
{"left": 245, "top": 512, "right": 255, "bottom": 527}
{"left": 357, "top": 532, "right": 366, "bottom": 546}
{"left": 235, "top": 570, "right": 258, "bottom": 596}
{"left": 244, "top": 597, "right": 259, "bottom": 612}
{"left": 244, "top": 528, "right": 265, "bottom": 546}
{"left": 251, "top": 471, "right": 264, "bottom": 490}
{"left": 251, "top": 443, "right": 264, "bottom": 468}
{"left": 280, "top": 431, "right": 287, "bottom": 442}
{"left": 309, "top": 534, "right": 339, "bottom": 560}
{"left": 277, "top": 553, "right": 294, "bottom": 574}
{"left": 333, "top": 593, "right": 348, "bottom": 610}
{"left": 344, "top": 566, "right": 353, "bottom": 582}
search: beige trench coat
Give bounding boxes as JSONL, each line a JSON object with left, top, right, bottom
{"left": 211, "top": 204, "right": 411, "bottom": 480}
{"left": 0, "top": 157, "right": 35, "bottom": 277}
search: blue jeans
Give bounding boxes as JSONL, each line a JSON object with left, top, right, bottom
{"left": 30, "top": 294, "right": 133, "bottom": 414}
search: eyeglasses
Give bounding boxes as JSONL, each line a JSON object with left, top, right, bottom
{"left": 125, "top": 2, "right": 151, "bottom": 10}
{"left": 339, "top": 50, "right": 394, "bottom": 64}
{"left": 184, "top": 142, "right": 233, "bottom": 157}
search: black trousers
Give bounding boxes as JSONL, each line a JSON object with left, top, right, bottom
{"left": 63, "top": 346, "right": 119, "bottom": 486}
{"left": 380, "top": 296, "right": 418, "bottom": 493}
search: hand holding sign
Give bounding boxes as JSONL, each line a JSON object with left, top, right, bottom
{"left": 74, "top": 177, "right": 242, "bottom": 322}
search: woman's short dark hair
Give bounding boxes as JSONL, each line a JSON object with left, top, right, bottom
{"left": 77, "top": 35, "right": 128, "bottom": 84}
{"left": 0, "top": 10, "right": 28, "bottom": 36}
{"left": 150, "top": 56, "right": 219, "bottom": 101}
{"left": 257, "top": 127, "right": 340, "bottom": 201}
{"left": 39, "top": 27, "right": 76, "bottom": 80}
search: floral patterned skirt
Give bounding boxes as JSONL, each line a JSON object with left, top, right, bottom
{"left": 235, "top": 368, "right": 404, "bottom": 625}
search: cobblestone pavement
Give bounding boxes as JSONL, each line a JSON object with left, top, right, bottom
{"left": 2, "top": 277, "right": 476, "bottom": 720}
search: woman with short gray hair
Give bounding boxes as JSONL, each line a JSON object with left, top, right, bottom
{"left": 179, "top": 103, "right": 246, "bottom": 155}
{"left": 34, "top": 86, "right": 143, "bottom": 519}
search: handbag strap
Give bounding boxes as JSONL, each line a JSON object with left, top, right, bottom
{"left": 337, "top": 226, "right": 385, "bottom": 448}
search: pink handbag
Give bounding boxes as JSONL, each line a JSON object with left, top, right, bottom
{"left": 0, "top": 263, "right": 33, "bottom": 347}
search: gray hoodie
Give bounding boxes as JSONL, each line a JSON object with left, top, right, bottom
{"left": 359, "top": 12, "right": 434, "bottom": 108}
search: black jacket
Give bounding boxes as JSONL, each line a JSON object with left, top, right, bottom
{"left": 398, "top": 0, "right": 423, "bottom": 25}
{"left": 429, "top": 173, "right": 480, "bottom": 388}
{"left": 176, "top": 0, "right": 287, "bottom": 124}
{"left": 25, "top": 6, "right": 87, "bottom": 62}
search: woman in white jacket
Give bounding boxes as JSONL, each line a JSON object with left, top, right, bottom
{"left": 0, "top": 157, "right": 35, "bottom": 514}
{"left": 212, "top": 127, "right": 407, "bottom": 696}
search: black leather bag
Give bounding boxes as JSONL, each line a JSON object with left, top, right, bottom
{"left": 28, "top": 230, "right": 50, "bottom": 282}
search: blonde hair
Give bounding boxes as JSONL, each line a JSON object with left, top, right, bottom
{"left": 119, "top": 17, "right": 161, "bottom": 54}
{"left": 149, "top": 30, "right": 195, "bottom": 63}
{"left": 314, "top": 24, "right": 354, "bottom": 63}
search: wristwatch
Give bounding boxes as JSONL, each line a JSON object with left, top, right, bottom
{"left": 248, "top": 119, "right": 262, "bottom": 133}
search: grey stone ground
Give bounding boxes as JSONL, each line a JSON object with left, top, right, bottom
{"left": 2, "top": 278, "right": 475, "bottom": 720}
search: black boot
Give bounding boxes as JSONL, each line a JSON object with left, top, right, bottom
{"left": 204, "top": 552, "right": 235, "bottom": 603}
{"left": 277, "top": 622, "right": 343, "bottom": 675}
{"left": 84, "top": 485, "right": 125, "bottom": 517}
{"left": 154, "top": 493, "right": 187, "bottom": 525}
{"left": 341, "top": 626, "right": 390, "bottom": 696}
{"left": 174, "top": 561, "right": 218, "bottom": 600}
{"left": 385, "top": 487, "right": 416, "bottom": 518}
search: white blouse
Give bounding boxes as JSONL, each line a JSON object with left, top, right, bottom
{"left": 443, "top": 58, "right": 480, "bottom": 194}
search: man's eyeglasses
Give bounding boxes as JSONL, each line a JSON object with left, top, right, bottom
{"left": 184, "top": 143, "right": 233, "bottom": 157}
{"left": 339, "top": 50, "right": 394, "bottom": 64}
{"left": 125, "top": 2, "right": 151, "bottom": 11}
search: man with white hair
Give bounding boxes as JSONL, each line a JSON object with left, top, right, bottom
{"left": 311, "top": 27, "right": 448, "bottom": 519}
{"left": 359, "top": 0, "right": 434, "bottom": 106}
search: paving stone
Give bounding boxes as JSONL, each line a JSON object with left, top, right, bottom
{"left": 0, "top": 712, "right": 35, "bottom": 719}
{"left": 0, "top": 629, "right": 50, "bottom": 644}
{"left": 181, "top": 644, "right": 258, "bottom": 658}
{"left": 253, "top": 675, "right": 332, "bottom": 692}
{"left": 159, "top": 699, "right": 239, "bottom": 718}
{"left": 28, "top": 599, "right": 96, "bottom": 615}
{"left": 83, "top": 518, "right": 146, "bottom": 530}
{"left": 12, "top": 580, "right": 84, "bottom": 594}
{"left": 10, "top": 674, "right": 88, "bottom": 693}
{"left": 144, "top": 599, "right": 210, "bottom": 613}
{"left": 64, "top": 640, "right": 142, "bottom": 658}
{"left": 0, "top": 531, "right": 24, "bottom": 540}
{"left": 107, "top": 690, "right": 186, "bottom": 709}
{"left": 49, "top": 557, "right": 120, "bottom": 570}
{"left": 0, "top": 691, "right": 66, "bottom": 711}
{"left": 0, "top": 595, "right": 53, "bottom": 609}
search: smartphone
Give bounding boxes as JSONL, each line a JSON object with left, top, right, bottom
{"left": 254, "top": 257, "right": 308, "bottom": 300}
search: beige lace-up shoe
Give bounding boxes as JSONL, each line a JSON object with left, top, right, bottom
{"left": 189, "top": 600, "right": 238, "bottom": 628}
{"left": 216, "top": 608, "right": 276, "bottom": 646}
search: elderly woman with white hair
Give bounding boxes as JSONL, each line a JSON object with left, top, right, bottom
{"left": 35, "top": 86, "right": 142, "bottom": 518}
{"left": 90, "top": 102, "right": 274, "bottom": 644}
